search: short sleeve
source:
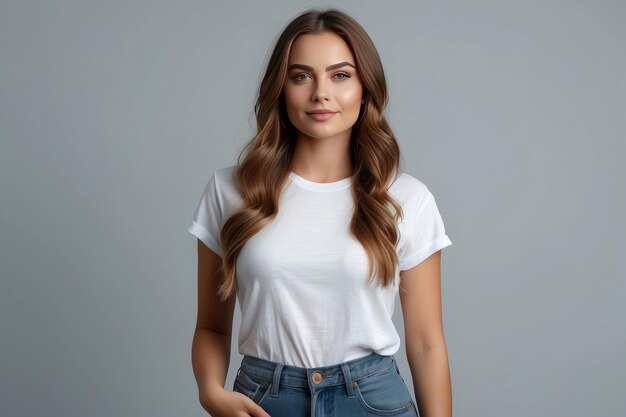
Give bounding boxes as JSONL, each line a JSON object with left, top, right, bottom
{"left": 398, "top": 191, "right": 452, "bottom": 271}
{"left": 187, "top": 172, "right": 224, "bottom": 257}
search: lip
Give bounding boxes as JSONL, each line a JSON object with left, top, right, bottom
{"left": 307, "top": 109, "right": 337, "bottom": 114}
{"left": 307, "top": 112, "right": 337, "bottom": 121}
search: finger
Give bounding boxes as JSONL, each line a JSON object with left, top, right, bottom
{"left": 247, "top": 401, "right": 271, "bottom": 417}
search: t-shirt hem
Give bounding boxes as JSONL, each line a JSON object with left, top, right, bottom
{"left": 399, "top": 235, "right": 452, "bottom": 271}
{"left": 187, "top": 221, "right": 223, "bottom": 257}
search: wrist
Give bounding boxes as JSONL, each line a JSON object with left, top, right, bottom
{"left": 200, "top": 383, "right": 227, "bottom": 410}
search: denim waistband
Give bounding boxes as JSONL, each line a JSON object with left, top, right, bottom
{"left": 239, "top": 352, "right": 396, "bottom": 390}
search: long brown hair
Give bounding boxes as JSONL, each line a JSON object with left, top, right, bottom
{"left": 216, "top": 8, "right": 405, "bottom": 301}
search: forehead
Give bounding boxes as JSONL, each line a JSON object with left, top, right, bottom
{"left": 288, "top": 31, "right": 355, "bottom": 65}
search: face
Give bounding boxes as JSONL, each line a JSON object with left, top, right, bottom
{"left": 283, "top": 31, "right": 363, "bottom": 142}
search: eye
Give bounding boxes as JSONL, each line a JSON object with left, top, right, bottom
{"left": 292, "top": 73, "right": 311, "bottom": 82}
{"left": 291, "top": 72, "right": 352, "bottom": 82}
{"left": 334, "top": 72, "right": 352, "bottom": 80}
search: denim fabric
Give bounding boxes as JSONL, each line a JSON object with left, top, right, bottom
{"left": 232, "top": 352, "right": 420, "bottom": 417}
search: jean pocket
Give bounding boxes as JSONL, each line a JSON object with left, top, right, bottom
{"left": 353, "top": 363, "right": 415, "bottom": 416}
{"left": 233, "top": 368, "right": 272, "bottom": 407}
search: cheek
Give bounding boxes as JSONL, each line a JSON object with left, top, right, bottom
{"left": 283, "top": 87, "right": 304, "bottom": 113}
{"left": 337, "top": 85, "right": 362, "bottom": 108}
{"left": 282, "top": 93, "right": 296, "bottom": 117}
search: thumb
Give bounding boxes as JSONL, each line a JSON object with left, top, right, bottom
{"left": 247, "top": 401, "right": 271, "bottom": 417}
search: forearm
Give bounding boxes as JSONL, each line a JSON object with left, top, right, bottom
{"left": 191, "top": 327, "right": 232, "bottom": 407}
{"left": 406, "top": 344, "right": 452, "bottom": 417}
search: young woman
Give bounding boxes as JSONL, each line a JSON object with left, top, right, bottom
{"left": 188, "top": 8, "right": 453, "bottom": 417}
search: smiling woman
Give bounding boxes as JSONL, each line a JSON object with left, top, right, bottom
{"left": 188, "top": 7, "right": 453, "bottom": 417}
{"left": 283, "top": 32, "right": 364, "bottom": 146}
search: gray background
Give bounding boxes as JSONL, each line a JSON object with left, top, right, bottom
{"left": 1, "top": 1, "right": 624, "bottom": 416}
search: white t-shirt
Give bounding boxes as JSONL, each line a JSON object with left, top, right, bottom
{"left": 188, "top": 164, "right": 452, "bottom": 368}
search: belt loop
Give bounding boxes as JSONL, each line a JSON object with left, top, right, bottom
{"left": 393, "top": 356, "right": 400, "bottom": 374}
{"left": 341, "top": 363, "right": 355, "bottom": 398}
{"left": 270, "top": 363, "right": 283, "bottom": 397}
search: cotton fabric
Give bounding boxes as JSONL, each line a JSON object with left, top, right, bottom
{"left": 188, "top": 164, "right": 452, "bottom": 368}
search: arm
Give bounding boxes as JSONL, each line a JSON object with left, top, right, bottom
{"left": 399, "top": 250, "right": 452, "bottom": 417}
{"left": 192, "top": 239, "right": 236, "bottom": 408}
{"left": 191, "top": 240, "right": 270, "bottom": 416}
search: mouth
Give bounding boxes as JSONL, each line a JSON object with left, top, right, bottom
{"left": 306, "top": 109, "right": 337, "bottom": 114}
{"left": 306, "top": 112, "right": 337, "bottom": 121}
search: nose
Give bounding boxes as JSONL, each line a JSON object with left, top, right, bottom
{"left": 311, "top": 79, "right": 330, "bottom": 102}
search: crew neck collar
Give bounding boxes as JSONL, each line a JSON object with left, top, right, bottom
{"left": 288, "top": 171, "right": 353, "bottom": 192}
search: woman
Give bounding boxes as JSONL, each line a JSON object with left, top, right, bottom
{"left": 188, "top": 8, "right": 453, "bottom": 417}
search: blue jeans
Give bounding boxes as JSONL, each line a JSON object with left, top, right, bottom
{"left": 232, "top": 352, "right": 420, "bottom": 417}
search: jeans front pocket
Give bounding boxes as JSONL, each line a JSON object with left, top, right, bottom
{"left": 233, "top": 368, "right": 272, "bottom": 407}
{"left": 353, "top": 362, "right": 416, "bottom": 416}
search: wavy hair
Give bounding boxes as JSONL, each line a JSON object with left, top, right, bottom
{"left": 216, "top": 8, "right": 405, "bottom": 301}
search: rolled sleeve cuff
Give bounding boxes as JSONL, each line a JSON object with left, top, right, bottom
{"left": 187, "top": 221, "right": 223, "bottom": 257}
{"left": 399, "top": 235, "right": 452, "bottom": 271}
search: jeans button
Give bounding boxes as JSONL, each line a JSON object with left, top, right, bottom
{"left": 312, "top": 371, "right": 323, "bottom": 384}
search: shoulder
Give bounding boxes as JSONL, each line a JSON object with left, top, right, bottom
{"left": 209, "top": 164, "right": 240, "bottom": 196}
{"left": 211, "top": 164, "right": 243, "bottom": 213}
{"left": 213, "top": 164, "right": 237, "bottom": 187}
{"left": 388, "top": 171, "right": 434, "bottom": 208}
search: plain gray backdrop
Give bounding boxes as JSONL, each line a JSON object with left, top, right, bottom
{"left": 1, "top": 1, "right": 624, "bottom": 416}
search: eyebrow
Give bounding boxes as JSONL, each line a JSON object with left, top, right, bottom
{"left": 287, "top": 61, "right": 356, "bottom": 72}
